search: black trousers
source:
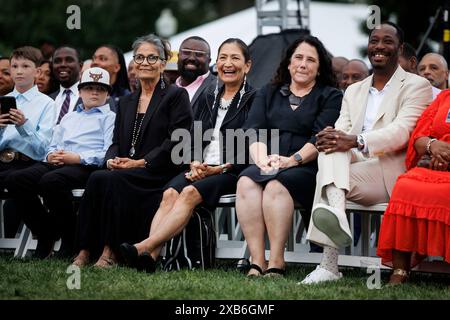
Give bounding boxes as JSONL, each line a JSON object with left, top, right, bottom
{"left": 0, "top": 160, "right": 37, "bottom": 237}
{"left": 0, "top": 160, "right": 36, "bottom": 189}
{"left": 4, "top": 162, "right": 97, "bottom": 250}
{"left": 77, "top": 167, "right": 176, "bottom": 257}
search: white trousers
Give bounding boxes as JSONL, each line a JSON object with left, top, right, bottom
{"left": 306, "top": 150, "right": 390, "bottom": 248}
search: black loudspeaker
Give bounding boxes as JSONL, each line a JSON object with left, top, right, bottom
{"left": 247, "top": 29, "right": 310, "bottom": 89}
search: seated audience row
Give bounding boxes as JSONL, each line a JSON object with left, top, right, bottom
{"left": 0, "top": 22, "right": 447, "bottom": 287}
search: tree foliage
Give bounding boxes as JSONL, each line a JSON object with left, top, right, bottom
{"left": 364, "top": 0, "right": 444, "bottom": 57}
{"left": 0, "top": 0, "right": 253, "bottom": 59}
{"left": 0, "top": 0, "right": 444, "bottom": 60}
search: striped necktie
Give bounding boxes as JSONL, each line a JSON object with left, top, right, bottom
{"left": 56, "top": 89, "right": 71, "bottom": 124}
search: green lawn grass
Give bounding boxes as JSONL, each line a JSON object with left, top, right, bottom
{"left": 0, "top": 254, "right": 448, "bottom": 300}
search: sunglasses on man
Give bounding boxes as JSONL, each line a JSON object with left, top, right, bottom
{"left": 179, "top": 49, "right": 208, "bottom": 59}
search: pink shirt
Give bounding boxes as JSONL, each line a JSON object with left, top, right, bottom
{"left": 175, "top": 71, "right": 210, "bottom": 102}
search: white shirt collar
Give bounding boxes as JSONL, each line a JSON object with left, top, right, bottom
{"left": 59, "top": 81, "right": 80, "bottom": 96}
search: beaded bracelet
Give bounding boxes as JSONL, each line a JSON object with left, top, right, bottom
{"left": 426, "top": 138, "right": 437, "bottom": 155}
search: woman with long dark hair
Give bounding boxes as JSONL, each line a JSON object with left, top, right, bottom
{"left": 235, "top": 35, "right": 342, "bottom": 277}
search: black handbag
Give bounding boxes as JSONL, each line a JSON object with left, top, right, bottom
{"left": 162, "top": 206, "right": 216, "bottom": 271}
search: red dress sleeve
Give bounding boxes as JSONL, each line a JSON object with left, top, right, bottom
{"left": 405, "top": 90, "right": 447, "bottom": 169}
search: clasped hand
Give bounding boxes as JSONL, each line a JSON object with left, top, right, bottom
{"left": 316, "top": 126, "right": 357, "bottom": 154}
{"left": 107, "top": 157, "right": 141, "bottom": 170}
{"left": 185, "top": 161, "right": 225, "bottom": 181}
{"left": 427, "top": 140, "right": 450, "bottom": 171}
{"left": 47, "top": 150, "right": 81, "bottom": 166}
{"left": 255, "top": 154, "right": 297, "bottom": 174}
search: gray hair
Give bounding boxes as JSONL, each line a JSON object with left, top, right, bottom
{"left": 420, "top": 52, "right": 449, "bottom": 71}
{"left": 132, "top": 34, "right": 171, "bottom": 61}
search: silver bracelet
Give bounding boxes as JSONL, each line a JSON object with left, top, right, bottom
{"left": 426, "top": 138, "right": 437, "bottom": 155}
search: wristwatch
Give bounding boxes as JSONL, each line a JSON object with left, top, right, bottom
{"left": 220, "top": 164, "right": 228, "bottom": 174}
{"left": 357, "top": 134, "right": 365, "bottom": 151}
{"left": 293, "top": 153, "right": 303, "bottom": 165}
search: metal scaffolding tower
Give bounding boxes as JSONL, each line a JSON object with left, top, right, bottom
{"left": 256, "top": 0, "right": 310, "bottom": 35}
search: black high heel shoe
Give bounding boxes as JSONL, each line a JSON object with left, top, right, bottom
{"left": 139, "top": 252, "right": 156, "bottom": 273}
{"left": 119, "top": 243, "right": 139, "bottom": 268}
{"left": 120, "top": 243, "right": 156, "bottom": 273}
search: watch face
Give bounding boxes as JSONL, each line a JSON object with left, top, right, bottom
{"left": 357, "top": 135, "right": 365, "bottom": 149}
{"left": 294, "top": 153, "right": 302, "bottom": 162}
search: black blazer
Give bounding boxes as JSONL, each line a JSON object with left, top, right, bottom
{"left": 105, "top": 82, "right": 192, "bottom": 172}
{"left": 191, "top": 73, "right": 217, "bottom": 116}
{"left": 190, "top": 83, "right": 256, "bottom": 173}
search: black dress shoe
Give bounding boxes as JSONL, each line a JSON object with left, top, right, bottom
{"left": 138, "top": 253, "right": 156, "bottom": 273}
{"left": 54, "top": 241, "right": 75, "bottom": 260}
{"left": 119, "top": 243, "right": 139, "bottom": 268}
{"left": 34, "top": 238, "right": 55, "bottom": 259}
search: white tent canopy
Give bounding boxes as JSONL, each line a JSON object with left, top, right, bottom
{"left": 125, "top": 1, "right": 369, "bottom": 65}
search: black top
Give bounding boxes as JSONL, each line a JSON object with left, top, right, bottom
{"left": 190, "top": 72, "right": 217, "bottom": 116}
{"left": 189, "top": 82, "right": 256, "bottom": 173}
{"left": 105, "top": 81, "right": 192, "bottom": 172}
{"left": 244, "top": 83, "right": 343, "bottom": 157}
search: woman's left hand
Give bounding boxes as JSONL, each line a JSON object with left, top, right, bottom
{"left": 186, "top": 161, "right": 207, "bottom": 181}
{"left": 108, "top": 157, "right": 142, "bottom": 170}
{"left": 278, "top": 155, "right": 298, "bottom": 169}
{"left": 430, "top": 155, "right": 449, "bottom": 171}
{"left": 186, "top": 164, "right": 220, "bottom": 181}
{"left": 204, "top": 165, "right": 222, "bottom": 177}
{"left": 429, "top": 140, "right": 450, "bottom": 164}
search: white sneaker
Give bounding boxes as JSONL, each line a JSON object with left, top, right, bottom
{"left": 312, "top": 203, "right": 353, "bottom": 247}
{"left": 298, "top": 266, "right": 343, "bottom": 285}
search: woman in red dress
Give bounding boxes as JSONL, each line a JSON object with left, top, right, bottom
{"left": 377, "top": 90, "right": 450, "bottom": 285}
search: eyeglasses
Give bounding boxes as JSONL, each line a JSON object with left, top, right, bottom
{"left": 179, "top": 49, "right": 208, "bottom": 59}
{"left": 133, "top": 54, "right": 163, "bottom": 65}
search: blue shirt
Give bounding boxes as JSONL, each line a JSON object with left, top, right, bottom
{"left": 46, "top": 103, "right": 116, "bottom": 166}
{"left": 0, "top": 86, "right": 56, "bottom": 160}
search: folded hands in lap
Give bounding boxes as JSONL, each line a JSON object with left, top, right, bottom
{"left": 185, "top": 161, "right": 224, "bottom": 181}
{"left": 315, "top": 126, "right": 357, "bottom": 154}
{"left": 47, "top": 150, "right": 81, "bottom": 166}
{"left": 107, "top": 157, "right": 144, "bottom": 170}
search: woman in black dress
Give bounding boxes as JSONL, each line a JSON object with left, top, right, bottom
{"left": 236, "top": 35, "right": 342, "bottom": 277}
{"left": 119, "top": 38, "right": 256, "bottom": 272}
{"left": 72, "top": 34, "right": 192, "bottom": 267}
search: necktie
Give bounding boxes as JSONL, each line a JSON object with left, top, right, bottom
{"left": 56, "top": 89, "right": 71, "bottom": 124}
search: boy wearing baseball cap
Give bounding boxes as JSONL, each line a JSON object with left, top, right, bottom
{"left": 5, "top": 67, "right": 116, "bottom": 259}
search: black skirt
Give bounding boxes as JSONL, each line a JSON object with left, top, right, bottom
{"left": 166, "top": 170, "right": 238, "bottom": 209}
{"left": 239, "top": 164, "right": 317, "bottom": 212}
{"left": 76, "top": 167, "right": 175, "bottom": 256}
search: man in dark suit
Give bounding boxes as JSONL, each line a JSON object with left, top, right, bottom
{"left": 175, "top": 36, "right": 216, "bottom": 115}
{"left": 50, "top": 46, "right": 117, "bottom": 115}
{"left": 49, "top": 46, "right": 83, "bottom": 124}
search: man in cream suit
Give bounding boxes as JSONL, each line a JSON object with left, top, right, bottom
{"left": 301, "top": 22, "right": 433, "bottom": 284}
